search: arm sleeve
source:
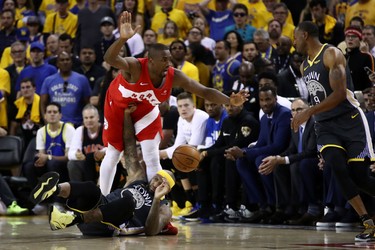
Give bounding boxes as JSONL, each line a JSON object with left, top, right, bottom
{"left": 63, "top": 123, "right": 76, "bottom": 149}
{"left": 36, "top": 128, "right": 45, "bottom": 151}
{"left": 68, "top": 126, "right": 83, "bottom": 160}
{"left": 165, "top": 118, "right": 187, "bottom": 159}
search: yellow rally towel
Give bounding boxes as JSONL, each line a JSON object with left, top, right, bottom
{"left": 314, "top": 15, "right": 337, "bottom": 39}
{"left": 14, "top": 94, "right": 40, "bottom": 123}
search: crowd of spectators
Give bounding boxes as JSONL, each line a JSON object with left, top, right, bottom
{"left": 0, "top": 0, "right": 375, "bottom": 231}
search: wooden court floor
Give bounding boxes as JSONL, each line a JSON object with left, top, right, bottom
{"left": 1, "top": 216, "right": 374, "bottom": 250}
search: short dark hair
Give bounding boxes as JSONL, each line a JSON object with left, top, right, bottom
{"left": 1, "top": 8, "right": 15, "bottom": 19}
{"left": 350, "top": 16, "right": 365, "bottom": 28}
{"left": 46, "top": 102, "right": 62, "bottom": 113}
{"left": 232, "top": 3, "right": 248, "bottom": 14}
{"left": 148, "top": 43, "right": 169, "bottom": 58}
{"left": 273, "top": 2, "right": 288, "bottom": 12}
{"left": 297, "top": 21, "right": 319, "bottom": 38}
{"left": 259, "top": 85, "right": 277, "bottom": 97}
{"left": 20, "top": 77, "right": 35, "bottom": 87}
{"left": 217, "top": 40, "right": 231, "bottom": 50}
{"left": 309, "top": 0, "right": 327, "bottom": 9}
{"left": 257, "top": 71, "right": 278, "bottom": 86}
{"left": 170, "top": 40, "right": 187, "bottom": 53}
{"left": 58, "top": 33, "right": 73, "bottom": 43}
{"left": 176, "top": 92, "right": 193, "bottom": 102}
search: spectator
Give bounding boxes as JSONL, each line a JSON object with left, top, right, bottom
{"left": 75, "top": 46, "right": 106, "bottom": 90}
{"left": 310, "top": 0, "right": 344, "bottom": 46}
{"left": 275, "top": 35, "right": 292, "bottom": 73}
{"left": 151, "top": 0, "right": 192, "bottom": 40}
{"left": 189, "top": 17, "right": 216, "bottom": 52}
{"left": 76, "top": 0, "right": 115, "bottom": 54}
{"left": 26, "top": 16, "right": 43, "bottom": 43}
{"left": 224, "top": 30, "right": 244, "bottom": 61}
{"left": 0, "top": 67, "right": 10, "bottom": 130}
{"left": 345, "top": 26, "right": 375, "bottom": 91}
{"left": 271, "top": 3, "right": 295, "bottom": 41}
{"left": 15, "top": 42, "right": 57, "bottom": 95}
{"left": 225, "top": 84, "right": 291, "bottom": 223}
{"left": 239, "top": 0, "right": 268, "bottom": 29}
{"left": 68, "top": 104, "right": 105, "bottom": 183}
{"left": 198, "top": 0, "right": 234, "bottom": 42}
{"left": 277, "top": 51, "right": 309, "bottom": 101}
{"left": 119, "top": 0, "right": 144, "bottom": 35}
{"left": 9, "top": 78, "right": 41, "bottom": 149}
{"left": 362, "top": 25, "right": 375, "bottom": 58}
{"left": 40, "top": 51, "right": 91, "bottom": 127}
{"left": 242, "top": 41, "right": 260, "bottom": 63}
{"left": 23, "top": 102, "right": 75, "bottom": 190}
{"left": 253, "top": 29, "right": 279, "bottom": 67}
{"left": 345, "top": 0, "right": 375, "bottom": 28}
{"left": 158, "top": 20, "right": 179, "bottom": 46}
{"left": 48, "top": 33, "right": 81, "bottom": 69}
{"left": 204, "top": 90, "right": 260, "bottom": 223}
{"left": 267, "top": 19, "right": 282, "bottom": 48}
{"left": 0, "top": 8, "right": 17, "bottom": 58}
{"left": 212, "top": 40, "right": 241, "bottom": 92}
{"left": 42, "top": 0, "right": 78, "bottom": 39}
{"left": 159, "top": 92, "right": 208, "bottom": 218}
{"left": 94, "top": 16, "right": 116, "bottom": 65}
{"left": 224, "top": 4, "right": 256, "bottom": 43}
{"left": 260, "top": 98, "right": 322, "bottom": 225}
{"left": 45, "top": 34, "right": 59, "bottom": 60}
{"left": 5, "top": 41, "right": 27, "bottom": 119}
{"left": 0, "top": 173, "right": 28, "bottom": 215}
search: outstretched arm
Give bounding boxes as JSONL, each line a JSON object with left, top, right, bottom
{"left": 292, "top": 47, "right": 347, "bottom": 131}
{"left": 104, "top": 11, "right": 141, "bottom": 71}
{"left": 173, "top": 70, "right": 248, "bottom": 106}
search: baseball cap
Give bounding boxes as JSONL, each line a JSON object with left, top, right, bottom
{"left": 100, "top": 16, "right": 114, "bottom": 26}
{"left": 26, "top": 16, "right": 40, "bottom": 25}
{"left": 30, "top": 42, "right": 45, "bottom": 51}
{"left": 16, "top": 27, "right": 30, "bottom": 42}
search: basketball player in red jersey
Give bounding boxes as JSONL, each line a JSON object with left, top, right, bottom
{"left": 100, "top": 11, "right": 247, "bottom": 195}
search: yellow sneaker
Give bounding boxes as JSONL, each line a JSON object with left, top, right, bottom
{"left": 49, "top": 205, "right": 76, "bottom": 231}
{"left": 171, "top": 201, "right": 181, "bottom": 219}
{"left": 178, "top": 201, "right": 194, "bottom": 217}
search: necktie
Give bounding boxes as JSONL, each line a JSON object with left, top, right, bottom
{"left": 298, "top": 126, "right": 303, "bottom": 153}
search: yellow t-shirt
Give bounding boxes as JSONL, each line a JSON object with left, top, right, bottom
{"left": 264, "top": 9, "right": 294, "bottom": 27}
{"left": 239, "top": 0, "right": 269, "bottom": 29}
{"left": 0, "top": 68, "right": 10, "bottom": 127}
{"left": 281, "top": 23, "right": 295, "bottom": 42}
{"left": 180, "top": 61, "right": 199, "bottom": 105}
{"left": 345, "top": 0, "right": 375, "bottom": 28}
{"left": 39, "top": 0, "right": 77, "bottom": 16}
{"left": 157, "top": 36, "right": 178, "bottom": 46}
{"left": 0, "top": 46, "right": 31, "bottom": 69}
{"left": 175, "top": 0, "right": 216, "bottom": 14}
{"left": 151, "top": 8, "right": 192, "bottom": 39}
{"left": 43, "top": 11, "right": 78, "bottom": 38}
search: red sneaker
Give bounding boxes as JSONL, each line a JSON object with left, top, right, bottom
{"left": 159, "top": 222, "right": 178, "bottom": 235}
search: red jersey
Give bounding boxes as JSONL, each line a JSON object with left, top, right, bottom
{"left": 103, "top": 58, "right": 174, "bottom": 151}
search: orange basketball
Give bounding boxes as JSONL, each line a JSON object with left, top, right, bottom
{"left": 172, "top": 145, "right": 200, "bottom": 173}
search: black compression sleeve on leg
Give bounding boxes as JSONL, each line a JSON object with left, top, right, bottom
{"left": 99, "top": 191, "right": 136, "bottom": 226}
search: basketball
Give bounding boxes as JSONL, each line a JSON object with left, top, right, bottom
{"left": 172, "top": 145, "right": 200, "bottom": 173}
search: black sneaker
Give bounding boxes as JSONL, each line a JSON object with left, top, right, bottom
{"left": 179, "top": 204, "right": 200, "bottom": 222}
{"left": 355, "top": 220, "right": 375, "bottom": 242}
{"left": 30, "top": 172, "right": 60, "bottom": 204}
{"left": 316, "top": 211, "right": 342, "bottom": 227}
{"left": 335, "top": 210, "right": 361, "bottom": 228}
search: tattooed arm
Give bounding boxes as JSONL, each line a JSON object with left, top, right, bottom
{"left": 123, "top": 104, "right": 145, "bottom": 185}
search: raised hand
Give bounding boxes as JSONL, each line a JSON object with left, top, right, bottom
{"left": 119, "top": 11, "right": 141, "bottom": 40}
{"left": 230, "top": 89, "right": 249, "bottom": 106}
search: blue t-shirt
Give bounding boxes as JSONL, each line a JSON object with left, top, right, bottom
{"left": 224, "top": 24, "right": 256, "bottom": 43}
{"left": 212, "top": 58, "right": 241, "bottom": 91}
{"left": 204, "top": 109, "right": 228, "bottom": 147}
{"left": 16, "top": 64, "right": 57, "bottom": 94}
{"left": 206, "top": 10, "right": 235, "bottom": 41}
{"left": 41, "top": 72, "right": 92, "bottom": 125}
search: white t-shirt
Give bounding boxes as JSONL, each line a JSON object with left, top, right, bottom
{"left": 165, "top": 109, "right": 209, "bottom": 159}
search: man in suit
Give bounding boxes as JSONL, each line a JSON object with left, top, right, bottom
{"left": 225, "top": 84, "right": 291, "bottom": 222}
{"left": 259, "top": 98, "right": 322, "bottom": 225}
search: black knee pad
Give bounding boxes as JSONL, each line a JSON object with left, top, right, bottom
{"left": 100, "top": 191, "right": 136, "bottom": 226}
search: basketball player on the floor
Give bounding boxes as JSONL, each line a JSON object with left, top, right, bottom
{"left": 30, "top": 104, "right": 177, "bottom": 236}
{"left": 293, "top": 21, "right": 375, "bottom": 242}
{"left": 101, "top": 11, "right": 247, "bottom": 195}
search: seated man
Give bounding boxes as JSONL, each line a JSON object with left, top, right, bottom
{"left": 29, "top": 104, "right": 177, "bottom": 236}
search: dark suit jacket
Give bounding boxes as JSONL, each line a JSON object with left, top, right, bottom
{"left": 365, "top": 111, "right": 375, "bottom": 147}
{"left": 244, "top": 103, "right": 291, "bottom": 160}
{"left": 280, "top": 117, "right": 318, "bottom": 164}
{"left": 277, "top": 67, "right": 300, "bottom": 99}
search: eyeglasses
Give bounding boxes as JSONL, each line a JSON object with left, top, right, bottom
{"left": 11, "top": 50, "right": 25, "bottom": 54}
{"left": 189, "top": 31, "right": 201, "bottom": 35}
{"left": 291, "top": 107, "right": 305, "bottom": 113}
{"left": 171, "top": 46, "right": 184, "bottom": 51}
{"left": 233, "top": 13, "right": 246, "bottom": 17}
{"left": 63, "top": 81, "right": 68, "bottom": 93}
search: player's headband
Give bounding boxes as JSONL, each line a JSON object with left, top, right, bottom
{"left": 157, "top": 170, "right": 175, "bottom": 189}
{"left": 345, "top": 28, "right": 363, "bottom": 40}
